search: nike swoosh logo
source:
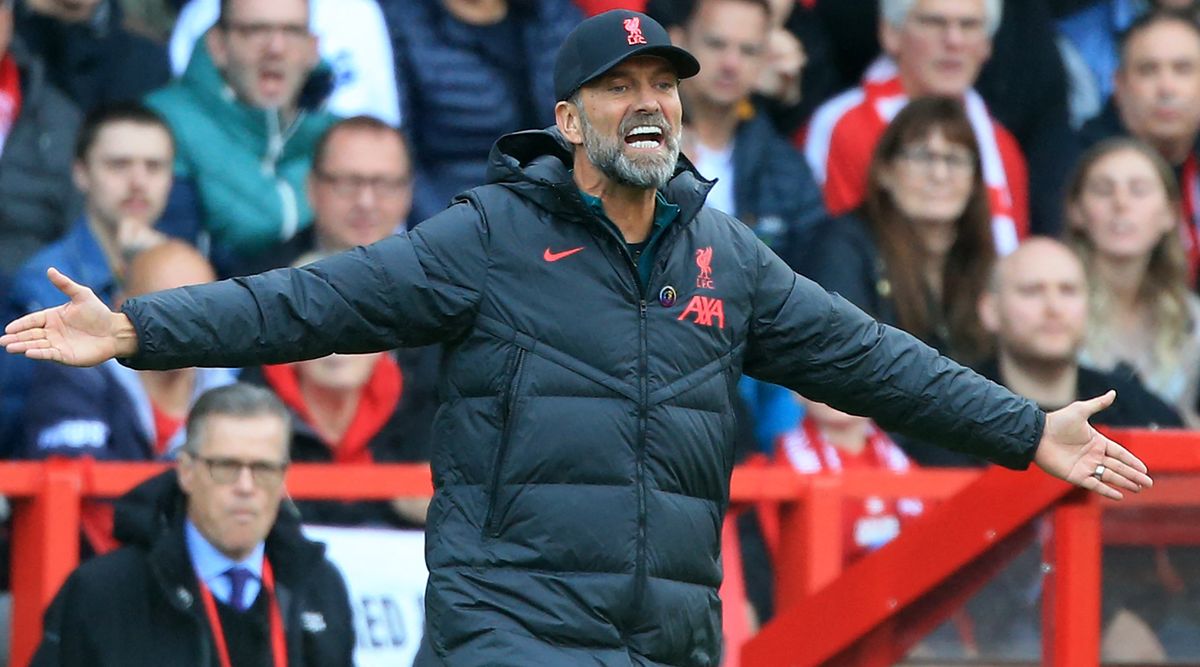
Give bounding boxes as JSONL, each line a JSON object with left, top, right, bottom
{"left": 543, "top": 246, "right": 584, "bottom": 262}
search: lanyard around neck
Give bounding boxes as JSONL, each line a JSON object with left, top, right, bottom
{"left": 196, "top": 557, "right": 287, "bottom": 667}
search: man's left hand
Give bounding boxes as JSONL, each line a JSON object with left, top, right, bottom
{"left": 1034, "top": 390, "right": 1153, "bottom": 500}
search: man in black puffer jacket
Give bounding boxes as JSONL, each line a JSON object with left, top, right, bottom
{"left": 4, "top": 10, "right": 1152, "bottom": 667}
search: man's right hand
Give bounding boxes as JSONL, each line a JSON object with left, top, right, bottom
{"left": 0, "top": 268, "right": 139, "bottom": 366}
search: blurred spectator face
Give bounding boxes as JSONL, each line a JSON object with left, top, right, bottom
{"left": 1068, "top": 146, "right": 1176, "bottom": 263}
{"left": 979, "top": 240, "right": 1088, "bottom": 366}
{"left": 123, "top": 241, "right": 216, "bottom": 300}
{"left": 881, "top": 0, "right": 993, "bottom": 97}
{"left": 877, "top": 127, "right": 975, "bottom": 254}
{"left": 309, "top": 127, "right": 411, "bottom": 249}
{"left": 294, "top": 352, "right": 382, "bottom": 392}
{"left": 73, "top": 120, "right": 174, "bottom": 234}
{"left": 25, "top": 0, "right": 103, "bottom": 23}
{"left": 178, "top": 413, "right": 289, "bottom": 560}
{"left": 562, "top": 56, "right": 683, "bottom": 191}
{"left": 1115, "top": 19, "right": 1200, "bottom": 155}
{"left": 206, "top": 0, "right": 317, "bottom": 111}
{"left": 673, "top": 0, "right": 769, "bottom": 109}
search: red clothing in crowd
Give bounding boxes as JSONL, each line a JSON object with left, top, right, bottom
{"left": 775, "top": 416, "right": 924, "bottom": 563}
{"left": 801, "top": 56, "right": 1029, "bottom": 254}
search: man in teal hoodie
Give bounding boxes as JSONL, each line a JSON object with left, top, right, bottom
{"left": 146, "top": 0, "right": 338, "bottom": 268}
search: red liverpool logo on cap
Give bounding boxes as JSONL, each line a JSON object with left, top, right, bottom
{"left": 623, "top": 17, "right": 647, "bottom": 45}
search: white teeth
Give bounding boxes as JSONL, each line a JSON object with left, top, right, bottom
{"left": 630, "top": 140, "right": 660, "bottom": 149}
{"left": 627, "top": 125, "right": 662, "bottom": 138}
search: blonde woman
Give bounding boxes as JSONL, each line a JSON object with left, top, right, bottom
{"left": 1065, "top": 137, "right": 1200, "bottom": 425}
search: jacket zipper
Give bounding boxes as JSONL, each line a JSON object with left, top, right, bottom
{"left": 632, "top": 298, "right": 649, "bottom": 609}
{"left": 484, "top": 348, "right": 527, "bottom": 537}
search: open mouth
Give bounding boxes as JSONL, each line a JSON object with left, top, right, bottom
{"left": 624, "top": 125, "right": 665, "bottom": 149}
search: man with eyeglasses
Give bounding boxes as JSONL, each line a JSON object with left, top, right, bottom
{"left": 32, "top": 383, "right": 355, "bottom": 666}
{"left": 230, "top": 115, "right": 413, "bottom": 276}
{"left": 803, "top": 0, "right": 1028, "bottom": 255}
{"left": 144, "top": 0, "right": 339, "bottom": 274}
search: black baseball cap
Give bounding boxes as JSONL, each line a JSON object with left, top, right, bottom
{"left": 553, "top": 10, "right": 700, "bottom": 102}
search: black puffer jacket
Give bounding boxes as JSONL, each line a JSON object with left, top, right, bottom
{"left": 32, "top": 472, "right": 355, "bottom": 667}
{"left": 120, "top": 128, "right": 1045, "bottom": 666}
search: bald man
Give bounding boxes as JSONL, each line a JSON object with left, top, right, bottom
{"left": 21, "top": 241, "right": 238, "bottom": 463}
{"left": 976, "top": 237, "right": 1180, "bottom": 427}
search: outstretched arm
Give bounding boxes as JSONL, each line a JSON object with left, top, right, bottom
{"left": 744, "top": 242, "right": 1151, "bottom": 500}
{"left": 4, "top": 201, "right": 490, "bottom": 371}
{"left": 1, "top": 268, "right": 139, "bottom": 366}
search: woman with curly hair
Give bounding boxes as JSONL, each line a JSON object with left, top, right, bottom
{"left": 1065, "top": 137, "right": 1200, "bottom": 426}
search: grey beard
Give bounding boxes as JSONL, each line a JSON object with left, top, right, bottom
{"left": 579, "top": 110, "right": 679, "bottom": 191}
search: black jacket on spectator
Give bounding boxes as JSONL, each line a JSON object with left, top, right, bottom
{"left": 731, "top": 109, "right": 828, "bottom": 271}
{"left": 975, "top": 359, "right": 1185, "bottom": 429}
{"left": 0, "top": 38, "right": 81, "bottom": 275}
{"left": 1077, "top": 96, "right": 1125, "bottom": 150}
{"left": 117, "top": 126, "right": 1046, "bottom": 665}
{"left": 32, "top": 471, "right": 355, "bottom": 667}
{"left": 14, "top": 0, "right": 170, "bottom": 112}
{"left": 383, "top": 0, "right": 582, "bottom": 221}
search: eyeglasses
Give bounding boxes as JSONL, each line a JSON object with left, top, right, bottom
{"left": 897, "top": 146, "right": 975, "bottom": 176}
{"left": 191, "top": 455, "right": 289, "bottom": 487}
{"left": 315, "top": 171, "right": 412, "bottom": 198}
{"left": 221, "top": 21, "right": 311, "bottom": 45}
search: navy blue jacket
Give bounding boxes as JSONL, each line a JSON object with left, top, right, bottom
{"left": 119, "top": 127, "right": 1045, "bottom": 666}
{"left": 383, "top": 0, "right": 581, "bottom": 220}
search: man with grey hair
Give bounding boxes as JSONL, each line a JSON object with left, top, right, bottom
{"left": 32, "top": 383, "right": 355, "bottom": 666}
{"left": 7, "top": 9, "right": 1153, "bottom": 666}
{"left": 804, "top": 0, "right": 1030, "bottom": 253}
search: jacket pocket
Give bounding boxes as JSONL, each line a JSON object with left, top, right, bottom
{"left": 483, "top": 347, "right": 527, "bottom": 537}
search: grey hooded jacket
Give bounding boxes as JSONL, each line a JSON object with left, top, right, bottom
{"left": 120, "top": 127, "right": 1044, "bottom": 666}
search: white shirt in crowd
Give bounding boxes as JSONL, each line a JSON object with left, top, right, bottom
{"left": 691, "top": 141, "right": 736, "bottom": 217}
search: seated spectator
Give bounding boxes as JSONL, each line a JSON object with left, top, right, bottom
{"left": 667, "top": 0, "right": 825, "bottom": 265}
{"left": 230, "top": 115, "right": 413, "bottom": 275}
{"left": 1077, "top": 9, "right": 1200, "bottom": 281}
{"left": 168, "top": 0, "right": 399, "bottom": 126}
{"left": 32, "top": 383, "right": 355, "bottom": 666}
{"left": 1, "top": 101, "right": 175, "bottom": 455}
{"left": 1057, "top": 0, "right": 1198, "bottom": 128}
{"left": 379, "top": 0, "right": 582, "bottom": 221}
{"left": 0, "top": 0, "right": 82, "bottom": 275}
{"left": 804, "top": 96, "right": 995, "bottom": 365}
{"left": 803, "top": 0, "right": 1028, "bottom": 252}
{"left": 20, "top": 241, "right": 236, "bottom": 553}
{"left": 14, "top": 0, "right": 170, "bottom": 111}
{"left": 242, "top": 255, "right": 435, "bottom": 528}
{"left": 775, "top": 397, "right": 923, "bottom": 564}
{"left": 976, "top": 236, "right": 1183, "bottom": 427}
{"left": 1065, "top": 137, "right": 1200, "bottom": 425}
{"left": 972, "top": 235, "right": 1189, "bottom": 662}
{"left": 146, "top": 0, "right": 338, "bottom": 266}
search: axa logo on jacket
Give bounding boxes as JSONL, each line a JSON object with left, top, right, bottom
{"left": 678, "top": 247, "right": 725, "bottom": 329}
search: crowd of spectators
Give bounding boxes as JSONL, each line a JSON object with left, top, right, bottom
{"left": 2, "top": 0, "right": 1200, "bottom": 662}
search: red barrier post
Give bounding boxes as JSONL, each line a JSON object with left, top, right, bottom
{"left": 10, "top": 459, "right": 85, "bottom": 667}
{"left": 1042, "top": 490, "right": 1101, "bottom": 667}
{"left": 775, "top": 475, "right": 843, "bottom": 613}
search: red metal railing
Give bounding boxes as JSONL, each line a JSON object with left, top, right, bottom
{"left": 3, "top": 430, "right": 1198, "bottom": 666}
